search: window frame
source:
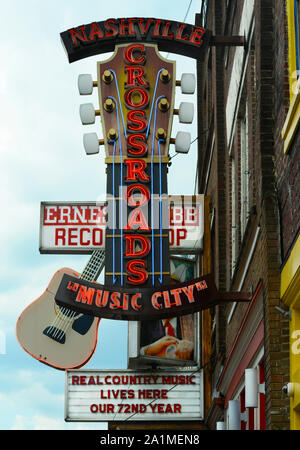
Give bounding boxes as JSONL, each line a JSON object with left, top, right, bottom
{"left": 240, "top": 103, "right": 250, "bottom": 239}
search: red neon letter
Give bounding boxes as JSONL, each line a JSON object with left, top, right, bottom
{"left": 152, "top": 292, "right": 163, "bottom": 309}
{"left": 119, "top": 19, "right": 135, "bottom": 36}
{"left": 69, "top": 26, "right": 88, "bottom": 46}
{"left": 124, "top": 87, "right": 149, "bottom": 109}
{"left": 125, "top": 66, "right": 149, "bottom": 88}
{"left": 124, "top": 44, "right": 146, "bottom": 64}
{"left": 105, "top": 19, "right": 118, "bottom": 37}
{"left": 125, "top": 208, "right": 150, "bottom": 231}
{"left": 152, "top": 19, "right": 162, "bottom": 36}
{"left": 125, "top": 159, "right": 149, "bottom": 182}
{"left": 126, "top": 260, "right": 148, "bottom": 285}
{"left": 127, "top": 111, "right": 147, "bottom": 132}
{"left": 136, "top": 19, "right": 154, "bottom": 36}
{"left": 170, "top": 288, "right": 183, "bottom": 306}
{"left": 76, "top": 286, "right": 95, "bottom": 305}
{"left": 189, "top": 27, "right": 205, "bottom": 46}
{"left": 162, "top": 21, "right": 174, "bottom": 38}
{"left": 89, "top": 22, "right": 104, "bottom": 40}
{"left": 126, "top": 184, "right": 150, "bottom": 207}
{"left": 131, "top": 293, "right": 142, "bottom": 310}
{"left": 175, "top": 23, "right": 188, "bottom": 41}
{"left": 127, "top": 134, "right": 148, "bottom": 156}
{"left": 124, "top": 235, "right": 151, "bottom": 257}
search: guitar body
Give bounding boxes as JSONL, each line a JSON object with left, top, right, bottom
{"left": 16, "top": 268, "right": 100, "bottom": 370}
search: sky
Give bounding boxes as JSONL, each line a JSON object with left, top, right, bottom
{"left": 0, "top": 0, "right": 201, "bottom": 430}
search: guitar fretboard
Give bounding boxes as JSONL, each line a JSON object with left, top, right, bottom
{"left": 80, "top": 250, "right": 105, "bottom": 282}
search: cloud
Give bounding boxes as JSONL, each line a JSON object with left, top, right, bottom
{"left": 10, "top": 413, "right": 108, "bottom": 430}
{"left": 0, "top": 257, "right": 90, "bottom": 333}
{"left": 1, "top": 368, "right": 109, "bottom": 430}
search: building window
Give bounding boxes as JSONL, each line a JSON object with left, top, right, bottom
{"left": 224, "top": 1, "right": 237, "bottom": 68}
{"left": 201, "top": 0, "right": 209, "bottom": 27}
{"left": 240, "top": 103, "right": 250, "bottom": 238}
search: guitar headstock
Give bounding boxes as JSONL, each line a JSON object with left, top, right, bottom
{"left": 79, "top": 43, "right": 195, "bottom": 158}
{"left": 98, "top": 43, "right": 176, "bottom": 162}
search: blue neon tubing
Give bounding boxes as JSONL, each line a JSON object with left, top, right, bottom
{"left": 146, "top": 68, "right": 166, "bottom": 139}
{"left": 108, "top": 95, "right": 124, "bottom": 286}
{"left": 151, "top": 94, "right": 165, "bottom": 285}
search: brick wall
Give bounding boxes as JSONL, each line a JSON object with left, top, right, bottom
{"left": 198, "top": 0, "right": 291, "bottom": 429}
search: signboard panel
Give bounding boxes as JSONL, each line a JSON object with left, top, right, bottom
{"left": 40, "top": 202, "right": 106, "bottom": 252}
{"left": 65, "top": 369, "right": 204, "bottom": 422}
{"left": 39, "top": 196, "right": 204, "bottom": 254}
{"left": 60, "top": 18, "right": 211, "bottom": 63}
{"left": 55, "top": 272, "right": 220, "bottom": 321}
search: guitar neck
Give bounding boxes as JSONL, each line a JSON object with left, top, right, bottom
{"left": 80, "top": 250, "right": 105, "bottom": 282}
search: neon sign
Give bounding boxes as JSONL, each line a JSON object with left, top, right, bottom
{"left": 61, "top": 18, "right": 211, "bottom": 63}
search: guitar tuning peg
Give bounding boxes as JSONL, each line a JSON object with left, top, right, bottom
{"left": 78, "top": 74, "right": 97, "bottom": 95}
{"left": 160, "top": 69, "right": 171, "bottom": 83}
{"left": 102, "top": 70, "right": 114, "bottom": 84}
{"left": 174, "top": 102, "right": 194, "bottom": 124}
{"left": 176, "top": 73, "right": 196, "bottom": 94}
{"left": 83, "top": 133, "right": 104, "bottom": 155}
{"left": 79, "top": 103, "right": 100, "bottom": 125}
{"left": 170, "top": 131, "right": 191, "bottom": 154}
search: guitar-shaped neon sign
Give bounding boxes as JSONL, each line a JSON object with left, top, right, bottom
{"left": 16, "top": 250, "right": 104, "bottom": 369}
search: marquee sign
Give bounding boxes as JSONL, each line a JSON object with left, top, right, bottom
{"left": 60, "top": 18, "right": 212, "bottom": 63}
{"left": 65, "top": 369, "right": 204, "bottom": 421}
{"left": 39, "top": 196, "right": 204, "bottom": 254}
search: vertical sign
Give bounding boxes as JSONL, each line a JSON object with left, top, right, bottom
{"left": 96, "top": 44, "right": 175, "bottom": 289}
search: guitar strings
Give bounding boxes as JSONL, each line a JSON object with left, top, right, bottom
{"left": 46, "top": 251, "right": 105, "bottom": 342}
{"left": 146, "top": 68, "right": 166, "bottom": 139}
{"left": 151, "top": 94, "right": 165, "bottom": 285}
{"left": 47, "top": 306, "right": 70, "bottom": 336}
{"left": 52, "top": 263, "right": 95, "bottom": 341}
{"left": 58, "top": 250, "right": 105, "bottom": 338}
{"left": 107, "top": 94, "right": 124, "bottom": 286}
{"left": 54, "top": 252, "right": 102, "bottom": 340}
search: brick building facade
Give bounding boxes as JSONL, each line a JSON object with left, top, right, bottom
{"left": 108, "top": 2, "right": 299, "bottom": 431}
{"left": 196, "top": 0, "right": 299, "bottom": 430}
{"left": 278, "top": 0, "right": 300, "bottom": 430}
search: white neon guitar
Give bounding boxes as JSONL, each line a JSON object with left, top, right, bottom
{"left": 16, "top": 250, "right": 105, "bottom": 370}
